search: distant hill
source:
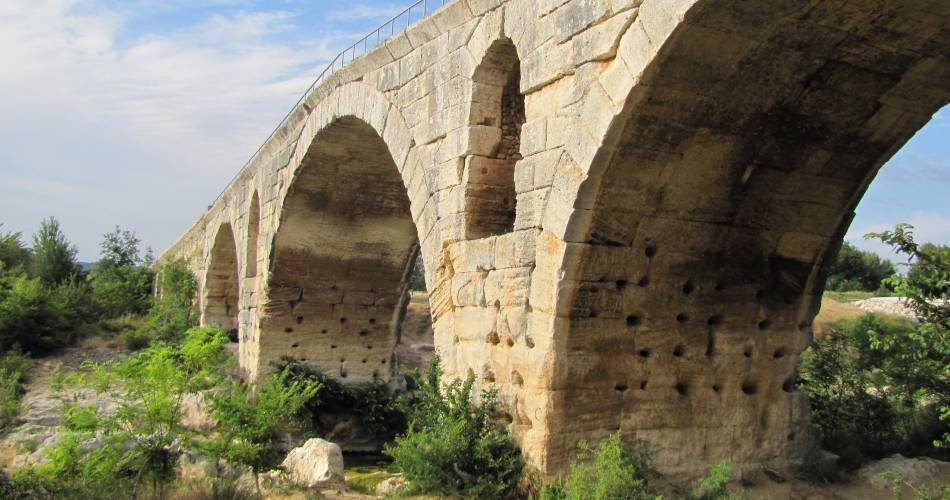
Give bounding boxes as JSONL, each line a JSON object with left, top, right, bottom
{"left": 79, "top": 262, "right": 96, "bottom": 273}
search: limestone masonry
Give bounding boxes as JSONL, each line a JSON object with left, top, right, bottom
{"left": 160, "top": 0, "right": 950, "bottom": 476}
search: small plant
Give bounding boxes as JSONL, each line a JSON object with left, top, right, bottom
{"left": 385, "top": 356, "right": 524, "bottom": 498}
{"left": 0, "top": 349, "right": 30, "bottom": 429}
{"left": 882, "top": 471, "right": 950, "bottom": 500}
{"left": 691, "top": 462, "right": 743, "bottom": 500}
{"left": 132, "top": 260, "right": 197, "bottom": 346}
{"left": 539, "top": 431, "right": 655, "bottom": 500}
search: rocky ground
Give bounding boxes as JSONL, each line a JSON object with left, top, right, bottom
{"left": 2, "top": 295, "right": 948, "bottom": 499}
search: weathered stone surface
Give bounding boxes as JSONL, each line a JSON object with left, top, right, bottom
{"left": 281, "top": 438, "right": 345, "bottom": 489}
{"left": 180, "top": 393, "right": 217, "bottom": 431}
{"left": 858, "top": 454, "right": 950, "bottom": 490}
{"left": 160, "top": 0, "right": 950, "bottom": 478}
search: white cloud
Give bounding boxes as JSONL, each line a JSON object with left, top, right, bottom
{"left": 846, "top": 211, "right": 950, "bottom": 261}
{"left": 326, "top": 3, "right": 405, "bottom": 22}
{"left": 0, "top": 0, "right": 358, "bottom": 259}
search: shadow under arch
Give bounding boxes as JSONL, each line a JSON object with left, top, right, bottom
{"left": 260, "top": 116, "right": 421, "bottom": 384}
{"left": 202, "top": 222, "right": 240, "bottom": 337}
{"left": 544, "top": 0, "right": 950, "bottom": 474}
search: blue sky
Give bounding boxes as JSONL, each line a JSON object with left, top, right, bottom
{"left": 0, "top": 1, "right": 947, "bottom": 263}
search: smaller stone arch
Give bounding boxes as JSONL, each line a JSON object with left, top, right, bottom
{"left": 464, "top": 37, "right": 525, "bottom": 240}
{"left": 202, "top": 223, "right": 240, "bottom": 336}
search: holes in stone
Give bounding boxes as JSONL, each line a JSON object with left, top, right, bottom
{"left": 512, "top": 371, "right": 524, "bottom": 386}
{"left": 340, "top": 317, "right": 348, "bottom": 324}
{"left": 782, "top": 377, "right": 796, "bottom": 392}
{"left": 798, "top": 322, "right": 810, "bottom": 332}
{"left": 362, "top": 359, "right": 367, "bottom": 364}
{"left": 359, "top": 330, "right": 369, "bottom": 337}
{"left": 525, "top": 337, "right": 535, "bottom": 349}
{"left": 330, "top": 345, "right": 337, "bottom": 349}
{"left": 466, "top": 368, "right": 475, "bottom": 379}
{"left": 483, "top": 371, "right": 496, "bottom": 383}
{"left": 482, "top": 168, "right": 488, "bottom": 175}
{"left": 682, "top": 281, "right": 695, "bottom": 295}
{"left": 676, "top": 313, "right": 689, "bottom": 323}
{"left": 284, "top": 328, "right": 293, "bottom": 333}
{"left": 506, "top": 338, "right": 514, "bottom": 347}
{"left": 706, "top": 331, "right": 716, "bottom": 358}
{"left": 487, "top": 332, "right": 500, "bottom": 345}
{"left": 645, "top": 245, "right": 657, "bottom": 258}
{"left": 321, "top": 329, "right": 328, "bottom": 334}
{"left": 589, "top": 309, "right": 598, "bottom": 318}
{"left": 743, "top": 349, "right": 753, "bottom": 358}
{"left": 741, "top": 382, "right": 758, "bottom": 395}
{"left": 340, "top": 358, "right": 345, "bottom": 363}
{"left": 453, "top": 335, "right": 460, "bottom": 344}
{"left": 758, "top": 319, "right": 772, "bottom": 330}
{"left": 707, "top": 315, "right": 723, "bottom": 327}
{"left": 714, "top": 282, "right": 725, "bottom": 292}
{"left": 675, "top": 382, "right": 690, "bottom": 396}
{"left": 673, "top": 345, "right": 685, "bottom": 358}
{"left": 637, "top": 276, "right": 650, "bottom": 287}
{"left": 639, "top": 380, "right": 648, "bottom": 390}
{"left": 787, "top": 433, "right": 795, "bottom": 442}
{"left": 381, "top": 359, "right": 387, "bottom": 365}
{"left": 773, "top": 348, "right": 786, "bottom": 359}
{"left": 296, "top": 316, "right": 304, "bottom": 324}
{"left": 626, "top": 315, "right": 641, "bottom": 327}
{"left": 615, "top": 383, "right": 629, "bottom": 392}
{"left": 366, "top": 345, "right": 373, "bottom": 350}
{"left": 502, "top": 197, "right": 510, "bottom": 206}
{"left": 369, "top": 318, "right": 376, "bottom": 324}
{"left": 373, "top": 370, "right": 380, "bottom": 378}
{"left": 616, "top": 279, "right": 628, "bottom": 291}
{"left": 712, "top": 384, "right": 722, "bottom": 393}
{"left": 755, "top": 290, "right": 764, "bottom": 301}
{"left": 639, "top": 349, "right": 651, "bottom": 358}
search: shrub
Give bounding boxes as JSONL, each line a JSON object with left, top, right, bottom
{"left": 540, "top": 431, "right": 654, "bottom": 500}
{"left": 385, "top": 357, "right": 523, "bottom": 498}
{"left": 0, "top": 349, "right": 30, "bottom": 429}
{"left": 205, "top": 367, "right": 320, "bottom": 493}
{"left": 0, "top": 225, "right": 30, "bottom": 272}
{"left": 278, "top": 358, "right": 408, "bottom": 440}
{"left": 90, "top": 226, "right": 154, "bottom": 319}
{"left": 0, "top": 273, "right": 74, "bottom": 353}
{"left": 691, "top": 462, "right": 743, "bottom": 500}
{"left": 133, "top": 260, "right": 197, "bottom": 346}
{"left": 826, "top": 242, "right": 896, "bottom": 292}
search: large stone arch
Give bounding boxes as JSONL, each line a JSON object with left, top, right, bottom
{"left": 201, "top": 222, "right": 240, "bottom": 336}
{"left": 250, "top": 83, "right": 426, "bottom": 384}
{"left": 541, "top": 0, "right": 950, "bottom": 475}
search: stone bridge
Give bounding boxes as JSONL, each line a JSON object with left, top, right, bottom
{"left": 161, "top": 0, "right": 950, "bottom": 475}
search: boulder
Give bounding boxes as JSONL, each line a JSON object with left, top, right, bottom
{"left": 180, "top": 393, "right": 217, "bottom": 430}
{"left": 376, "top": 475, "right": 407, "bottom": 495}
{"left": 857, "top": 453, "right": 950, "bottom": 489}
{"left": 280, "top": 438, "right": 345, "bottom": 488}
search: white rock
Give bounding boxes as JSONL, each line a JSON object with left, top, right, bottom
{"left": 280, "top": 438, "right": 345, "bottom": 488}
{"left": 180, "top": 392, "right": 217, "bottom": 430}
{"left": 376, "top": 474, "right": 407, "bottom": 495}
{"left": 857, "top": 453, "right": 950, "bottom": 489}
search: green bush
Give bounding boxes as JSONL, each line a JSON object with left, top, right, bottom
{"left": 0, "top": 225, "right": 30, "bottom": 272}
{"left": 90, "top": 226, "right": 154, "bottom": 319}
{"left": 826, "top": 242, "right": 896, "bottom": 292}
{"left": 539, "top": 431, "right": 654, "bottom": 500}
{"left": 0, "top": 350, "right": 30, "bottom": 429}
{"left": 0, "top": 273, "right": 73, "bottom": 353}
{"left": 29, "top": 217, "right": 82, "bottom": 286}
{"left": 385, "top": 357, "right": 523, "bottom": 498}
{"left": 132, "top": 260, "right": 197, "bottom": 346}
{"left": 278, "top": 358, "right": 408, "bottom": 440}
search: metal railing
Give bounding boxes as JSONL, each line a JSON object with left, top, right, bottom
{"left": 211, "top": 0, "right": 450, "bottom": 207}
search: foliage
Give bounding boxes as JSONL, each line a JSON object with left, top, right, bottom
{"left": 204, "top": 367, "right": 319, "bottom": 493}
{"left": 539, "top": 431, "right": 656, "bottom": 500}
{"left": 0, "top": 349, "right": 30, "bottom": 430}
{"left": 690, "top": 462, "right": 743, "bottom": 500}
{"left": 408, "top": 252, "right": 426, "bottom": 292}
{"left": 867, "top": 225, "right": 950, "bottom": 449}
{"left": 0, "top": 273, "right": 76, "bottom": 353}
{"left": 826, "top": 242, "right": 896, "bottom": 292}
{"left": 385, "top": 356, "right": 523, "bottom": 498}
{"left": 29, "top": 217, "right": 82, "bottom": 285}
{"left": 0, "top": 225, "right": 30, "bottom": 272}
{"left": 278, "top": 358, "right": 408, "bottom": 439}
{"left": 883, "top": 472, "right": 950, "bottom": 500}
{"left": 91, "top": 227, "right": 154, "bottom": 319}
{"left": 133, "top": 260, "right": 197, "bottom": 346}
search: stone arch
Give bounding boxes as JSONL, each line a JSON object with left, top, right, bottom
{"left": 463, "top": 37, "right": 526, "bottom": 239}
{"left": 260, "top": 115, "right": 420, "bottom": 384}
{"left": 202, "top": 222, "right": 240, "bottom": 336}
{"left": 542, "top": 0, "right": 950, "bottom": 475}
{"left": 245, "top": 190, "right": 261, "bottom": 279}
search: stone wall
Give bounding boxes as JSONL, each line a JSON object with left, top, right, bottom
{"left": 160, "top": 0, "right": 950, "bottom": 476}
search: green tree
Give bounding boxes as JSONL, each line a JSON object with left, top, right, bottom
{"left": 826, "top": 242, "right": 896, "bottom": 292}
{"left": 130, "top": 260, "right": 197, "bottom": 347}
{"left": 29, "top": 217, "right": 81, "bottom": 285}
{"left": 90, "top": 227, "right": 154, "bottom": 318}
{"left": 0, "top": 225, "right": 30, "bottom": 272}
